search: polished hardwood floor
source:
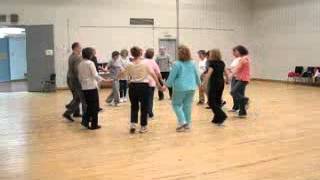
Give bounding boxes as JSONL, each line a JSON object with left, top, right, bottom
{"left": 0, "top": 81, "right": 28, "bottom": 92}
{"left": 1, "top": 81, "right": 320, "bottom": 180}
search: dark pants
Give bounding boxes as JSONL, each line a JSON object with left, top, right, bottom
{"left": 82, "top": 89, "right": 99, "bottom": 128}
{"left": 119, "top": 80, "right": 128, "bottom": 98}
{"left": 230, "top": 77, "right": 240, "bottom": 110}
{"left": 209, "top": 81, "right": 227, "bottom": 123}
{"left": 65, "top": 77, "right": 86, "bottom": 116}
{"left": 148, "top": 87, "right": 155, "bottom": 117}
{"left": 159, "top": 72, "right": 172, "bottom": 100}
{"left": 129, "top": 83, "right": 150, "bottom": 127}
{"left": 231, "top": 81, "right": 249, "bottom": 115}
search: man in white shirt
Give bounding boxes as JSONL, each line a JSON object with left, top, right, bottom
{"left": 197, "top": 50, "right": 207, "bottom": 105}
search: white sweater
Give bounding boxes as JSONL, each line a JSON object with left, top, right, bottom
{"left": 78, "top": 59, "right": 103, "bottom": 90}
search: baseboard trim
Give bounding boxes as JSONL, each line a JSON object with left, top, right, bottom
{"left": 252, "top": 78, "right": 320, "bottom": 87}
{"left": 251, "top": 78, "right": 285, "bottom": 83}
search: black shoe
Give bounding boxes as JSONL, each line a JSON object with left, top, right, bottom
{"left": 238, "top": 113, "right": 247, "bottom": 118}
{"left": 98, "top": 108, "right": 103, "bottom": 112}
{"left": 73, "top": 114, "right": 82, "bottom": 118}
{"left": 81, "top": 122, "right": 89, "bottom": 129}
{"left": 65, "top": 104, "right": 71, "bottom": 109}
{"left": 205, "top": 106, "right": 211, "bottom": 109}
{"left": 148, "top": 112, "right": 154, "bottom": 119}
{"left": 89, "top": 125, "right": 101, "bottom": 130}
{"left": 130, "top": 127, "right": 136, "bottom": 134}
{"left": 221, "top": 101, "right": 227, "bottom": 107}
{"left": 211, "top": 116, "right": 227, "bottom": 125}
{"left": 63, "top": 113, "right": 74, "bottom": 122}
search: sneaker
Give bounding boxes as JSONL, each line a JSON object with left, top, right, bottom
{"left": 130, "top": 124, "right": 136, "bottom": 134}
{"left": 183, "top": 124, "right": 191, "bottom": 131}
{"left": 89, "top": 125, "right": 102, "bottom": 130}
{"left": 123, "top": 97, "right": 128, "bottom": 102}
{"left": 176, "top": 125, "right": 186, "bottom": 132}
{"left": 139, "top": 126, "right": 148, "bottom": 134}
{"left": 197, "top": 101, "right": 204, "bottom": 105}
{"left": 228, "top": 109, "right": 239, "bottom": 113}
{"left": 119, "top": 98, "right": 124, "bottom": 103}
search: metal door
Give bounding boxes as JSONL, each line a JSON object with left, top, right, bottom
{"left": 26, "top": 25, "right": 55, "bottom": 92}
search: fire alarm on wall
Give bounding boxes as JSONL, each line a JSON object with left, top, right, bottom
{"left": 10, "top": 14, "right": 19, "bottom": 23}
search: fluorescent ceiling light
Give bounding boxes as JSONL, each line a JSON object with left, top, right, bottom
{"left": 0, "top": 27, "right": 25, "bottom": 38}
{"left": 0, "top": 27, "right": 25, "bottom": 35}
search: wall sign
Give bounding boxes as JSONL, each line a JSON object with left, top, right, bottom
{"left": 130, "top": 18, "right": 154, "bottom": 25}
{"left": 0, "top": 52, "right": 7, "bottom": 60}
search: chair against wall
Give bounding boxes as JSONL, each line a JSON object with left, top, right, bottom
{"left": 287, "top": 66, "right": 304, "bottom": 83}
{"left": 302, "top": 66, "right": 315, "bottom": 84}
{"left": 41, "top": 73, "right": 56, "bottom": 92}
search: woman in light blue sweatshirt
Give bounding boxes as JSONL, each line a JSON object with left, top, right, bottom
{"left": 165, "top": 45, "right": 201, "bottom": 132}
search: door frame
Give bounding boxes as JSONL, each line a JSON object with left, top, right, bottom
{"left": 158, "top": 38, "right": 177, "bottom": 60}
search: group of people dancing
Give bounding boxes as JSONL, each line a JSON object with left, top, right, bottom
{"left": 62, "top": 42, "right": 251, "bottom": 133}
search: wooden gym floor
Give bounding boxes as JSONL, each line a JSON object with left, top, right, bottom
{"left": 1, "top": 81, "right": 320, "bottom": 180}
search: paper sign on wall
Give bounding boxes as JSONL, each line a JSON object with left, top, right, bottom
{"left": 45, "top": 49, "right": 54, "bottom": 56}
{"left": 0, "top": 52, "right": 7, "bottom": 60}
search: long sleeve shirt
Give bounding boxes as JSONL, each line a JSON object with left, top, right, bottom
{"left": 67, "top": 53, "right": 82, "bottom": 80}
{"left": 78, "top": 59, "right": 103, "bottom": 90}
{"left": 155, "top": 54, "right": 172, "bottom": 72}
{"left": 166, "top": 60, "right": 201, "bottom": 92}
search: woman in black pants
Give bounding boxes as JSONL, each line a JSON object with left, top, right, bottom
{"left": 78, "top": 47, "right": 108, "bottom": 130}
{"left": 119, "top": 46, "right": 164, "bottom": 134}
{"left": 204, "top": 49, "right": 229, "bottom": 125}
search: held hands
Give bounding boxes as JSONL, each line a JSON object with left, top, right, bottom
{"left": 158, "top": 85, "right": 167, "bottom": 92}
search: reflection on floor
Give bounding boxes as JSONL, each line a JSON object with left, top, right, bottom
{"left": 0, "top": 81, "right": 28, "bottom": 92}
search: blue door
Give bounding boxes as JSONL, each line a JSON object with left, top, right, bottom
{"left": 0, "top": 38, "right": 10, "bottom": 82}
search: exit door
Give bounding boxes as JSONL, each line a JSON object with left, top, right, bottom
{"left": 159, "top": 39, "right": 177, "bottom": 62}
{"left": 26, "top": 25, "right": 55, "bottom": 92}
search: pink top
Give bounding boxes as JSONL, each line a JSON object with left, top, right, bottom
{"left": 143, "top": 59, "right": 161, "bottom": 87}
{"left": 235, "top": 56, "right": 251, "bottom": 82}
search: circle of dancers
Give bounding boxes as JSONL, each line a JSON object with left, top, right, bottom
{"left": 63, "top": 42, "right": 251, "bottom": 133}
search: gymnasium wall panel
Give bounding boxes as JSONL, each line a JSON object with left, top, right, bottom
{"left": 252, "top": 0, "right": 320, "bottom": 80}
{"left": 0, "top": 0, "right": 252, "bottom": 88}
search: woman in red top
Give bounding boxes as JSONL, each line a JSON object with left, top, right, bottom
{"left": 231, "top": 45, "right": 251, "bottom": 117}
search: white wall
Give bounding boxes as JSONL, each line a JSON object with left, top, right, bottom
{"left": 0, "top": 0, "right": 252, "bottom": 87}
{"left": 252, "top": 0, "right": 320, "bottom": 80}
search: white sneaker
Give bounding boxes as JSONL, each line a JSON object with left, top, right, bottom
{"left": 119, "top": 98, "right": 124, "bottom": 103}
{"left": 176, "top": 125, "right": 186, "bottom": 132}
{"left": 139, "top": 126, "right": 148, "bottom": 134}
{"left": 124, "top": 97, "right": 128, "bottom": 102}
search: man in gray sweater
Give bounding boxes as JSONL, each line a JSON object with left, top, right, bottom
{"left": 63, "top": 42, "right": 86, "bottom": 121}
{"left": 156, "top": 47, "right": 173, "bottom": 100}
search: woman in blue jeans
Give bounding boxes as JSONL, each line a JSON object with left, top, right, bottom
{"left": 165, "top": 45, "right": 201, "bottom": 132}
